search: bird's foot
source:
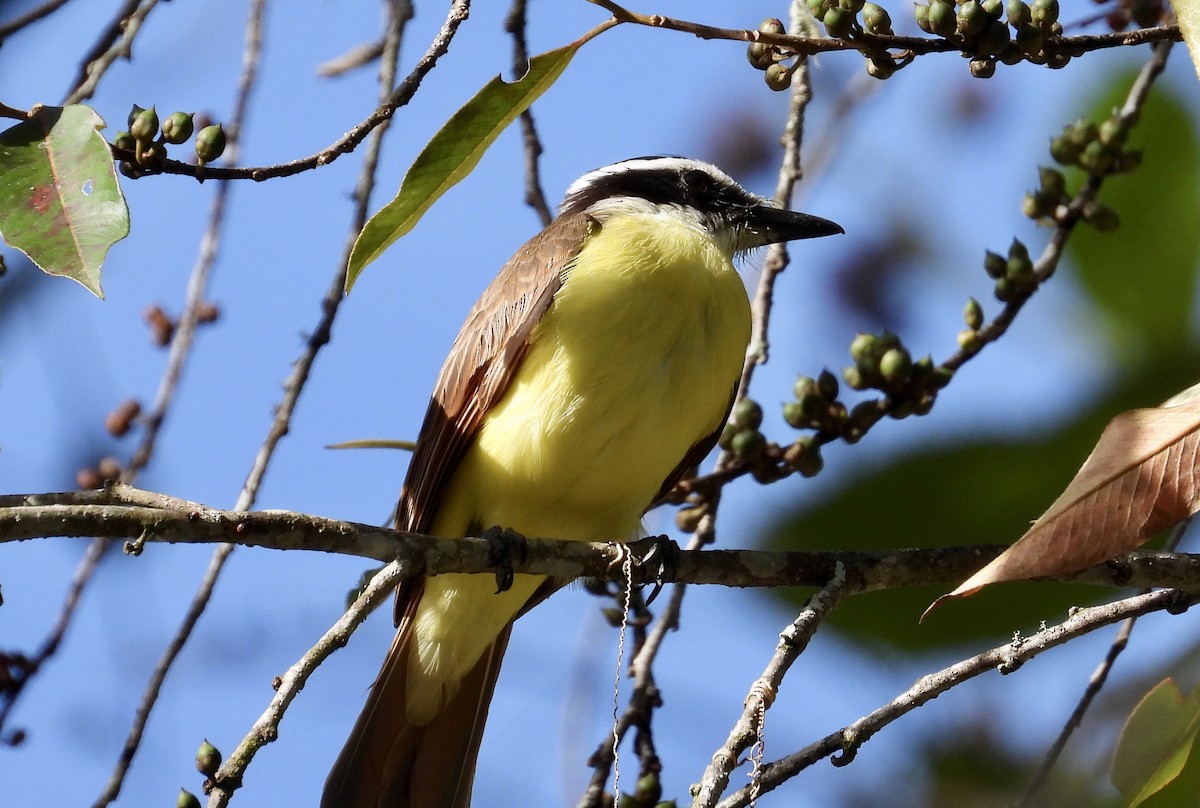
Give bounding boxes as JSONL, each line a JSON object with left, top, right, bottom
{"left": 481, "top": 525, "right": 527, "bottom": 594}
{"left": 630, "top": 534, "right": 681, "bottom": 605}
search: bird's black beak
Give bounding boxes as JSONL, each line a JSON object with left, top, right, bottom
{"left": 739, "top": 204, "right": 844, "bottom": 249}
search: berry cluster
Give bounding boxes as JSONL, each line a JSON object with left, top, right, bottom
{"left": 113, "top": 105, "right": 227, "bottom": 177}
{"left": 915, "top": 0, "right": 1065, "bottom": 77}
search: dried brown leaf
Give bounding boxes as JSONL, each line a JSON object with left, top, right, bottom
{"left": 927, "top": 387, "right": 1200, "bottom": 615}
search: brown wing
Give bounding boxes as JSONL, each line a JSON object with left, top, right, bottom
{"left": 396, "top": 212, "right": 593, "bottom": 537}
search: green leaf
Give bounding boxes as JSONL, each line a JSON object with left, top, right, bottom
{"left": 1067, "top": 81, "right": 1200, "bottom": 359}
{"left": 346, "top": 45, "right": 578, "bottom": 291}
{"left": 0, "top": 105, "right": 130, "bottom": 298}
{"left": 1112, "top": 679, "right": 1200, "bottom": 807}
{"left": 1173, "top": 0, "right": 1200, "bottom": 83}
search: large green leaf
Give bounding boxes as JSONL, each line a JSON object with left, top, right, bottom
{"left": 0, "top": 105, "right": 129, "bottom": 298}
{"left": 1112, "top": 679, "right": 1200, "bottom": 807}
{"left": 1067, "top": 82, "right": 1200, "bottom": 358}
{"left": 346, "top": 45, "right": 578, "bottom": 291}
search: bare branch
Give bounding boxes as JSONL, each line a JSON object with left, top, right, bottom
{"left": 65, "top": 0, "right": 164, "bottom": 105}
{"left": 714, "top": 589, "right": 1198, "bottom": 807}
{"left": 0, "top": 0, "right": 75, "bottom": 40}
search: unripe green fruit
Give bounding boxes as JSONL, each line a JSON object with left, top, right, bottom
{"left": 793, "top": 375, "right": 819, "bottom": 400}
{"left": 747, "top": 41, "right": 775, "bottom": 70}
{"left": 983, "top": 250, "right": 1007, "bottom": 278}
{"left": 808, "top": 0, "right": 830, "bottom": 21}
{"left": 957, "top": 1, "right": 988, "bottom": 36}
{"left": 113, "top": 131, "right": 136, "bottom": 152}
{"left": 1098, "top": 117, "right": 1126, "bottom": 148}
{"left": 785, "top": 437, "right": 823, "bottom": 477}
{"left": 969, "top": 58, "right": 996, "bottom": 78}
{"left": 1049, "top": 134, "right": 1079, "bottom": 165}
{"left": 849, "top": 333, "right": 877, "bottom": 364}
{"left": 136, "top": 141, "right": 167, "bottom": 166}
{"left": 823, "top": 6, "right": 854, "bottom": 38}
{"left": 982, "top": 0, "right": 1004, "bottom": 18}
{"left": 879, "top": 347, "right": 912, "bottom": 383}
{"left": 731, "top": 429, "right": 766, "bottom": 462}
{"left": 718, "top": 422, "right": 739, "bottom": 449}
{"left": 782, "top": 401, "right": 807, "bottom": 429}
{"left": 129, "top": 106, "right": 158, "bottom": 144}
{"left": 1030, "top": 0, "right": 1059, "bottom": 26}
{"left": 195, "top": 124, "right": 227, "bottom": 163}
{"left": 963, "top": 297, "right": 984, "bottom": 330}
{"left": 862, "top": 3, "right": 893, "bottom": 34}
{"left": 1038, "top": 166, "right": 1066, "bottom": 194}
{"left": 1006, "top": 0, "right": 1030, "bottom": 26}
{"left": 178, "top": 789, "right": 201, "bottom": 808}
{"left": 127, "top": 104, "right": 145, "bottom": 129}
{"left": 928, "top": 0, "right": 957, "bottom": 36}
{"left": 994, "top": 276, "right": 1018, "bottom": 302}
{"left": 764, "top": 62, "right": 794, "bottom": 91}
{"left": 957, "top": 328, "right": 983, "bottom": 353}
{"left": 843, "top": 365, "right": 866, "bottom": 391}
{"left": 196, "top": 739, "right": 222, "bottom": 777}
{"left": 817, "top": 368, "right": 840, "bottom": 400}
{"left": 760, "top": 17, "right": 787, "bottom": 35}
{"left": 840, "top": 0, "right": 866, "bottom": 13}
{"left": 998, "top": 43, "right": 1025, "bottom": 65}
{"left": 161, "top": 111, "right": 194, "bottom": 145}
{"left": 976, "top": 20, "right": 1011, "bottom": 54}
{"left": 731, "top": 397, "right": 764, "bottom": 430}
{"left": 915, "top": 4, "right": 933, "bottom": 32}
{"left": 1015, "top": 22, "right": 1044, "bottom": 54}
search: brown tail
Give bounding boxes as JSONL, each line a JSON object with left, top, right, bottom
{"left": 321, "top": 615, "right": 512, "bottom": 808}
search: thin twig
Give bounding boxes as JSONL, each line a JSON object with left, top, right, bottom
{"left": 504, "top": 0, "right": 553, "bottom": 226}
{"left": 204, "top": 3, "right": 414, "bottom": 802}
{"left": 714, "top": 589, "right": 1198, "bottom": 808}
{"left": 1014, "top": 515, "right": 1192, "bottom": 807}
{"left": 207, "top": 558, "right": 412, "bottom": 807}
{"left": 91, "top": 2, "right": 268, "bottom": 804}
{"left": 0, "top": 0, "right": 74, "bottom": 40}
{"left": 65, "top": 0, "right": 163, "bottom": 105}
{"left": 694, "top": 563, "right": 854, "bottom": 808}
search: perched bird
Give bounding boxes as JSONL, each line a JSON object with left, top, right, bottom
{"left": 323, "top": 156, "right": 842, "bottom": 807}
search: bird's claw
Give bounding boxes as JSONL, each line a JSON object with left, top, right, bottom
{"left": 482, "top": 525, "right": 527, "bottom": 593}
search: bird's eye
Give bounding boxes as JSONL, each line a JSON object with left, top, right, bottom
{"left": 681, "top": 169, "right": 713, "bottom": 195}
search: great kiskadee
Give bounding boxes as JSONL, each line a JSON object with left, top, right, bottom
{"left": 322, "top": 156, "right": 842, "bottom": 807}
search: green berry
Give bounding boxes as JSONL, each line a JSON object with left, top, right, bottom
{"left": 1015, "top": 22, "right": 1044, "bottom": 54}
{"left": 1006, "top": 0, "right": 1030, "bottom": 26}
{"left": 129, "top": 106, "right": 158, "bottom": 144}
{"left": 196, "top": 739, "right": 222, "bottom": 777}
{"left": 178, "top": 789, "right": 201, "bottom": 808}
{"left": 793, "top": 375, "right": 819, "bottom": 400}
{"left": 843, "top": 365, "right": 866, "bottom": 391}
{"left": 982, "top": 0, "right": 1004, "bottom": 18}
{"left": 808, "top": 0, "right": 830, "bottom": 21}
{"left": 1049, "top": 134, "right": 1080, "bottom": 165}
{"left": 195, "top": 124, "right": 227, "bottom": 163}
{"left": 823, "top": 6, "right": 854, "bottom": 38}
{"left": 915, "top": 4, "right": 933, "bottom": 32}
{"left": 928, "top": 0, "right": 957, "bottom": 36}
{"left": 731, "top": 398, "right": 764, "bottom": 430}
{"left": 764, "top": 62, "right": 794, "bottom": 91}
{"left": 866, "top": 56, "right": 897, "bottom": 80}
{"left": 984, "top": 250, "right": 1007, "bottom": 278}
{"left": 731, "top": 430, "right": 766, "bottom": 462}
{"left": 840, "top": 0, "right": 867, "bottom": 13}
{"left": 963, "top": 297, "right": 984, "bottom": 330}
{"left": 957, "top": 328, "right": 983, "bottom": 353}
{"left": 1030, "top": 0, "right": 1059, "bottom": 26}
{"left": 1038, "top": 166, "right": 1066, "bottom": 194}
{"left": 785, "top": 437, "right": 824, "bottom": 477}
{"left": 970, "top": 58, "right": 996, "bottom": 78}
{"left": 957, "top": 1, "right": 988, "bottom": 36}
{"left": 747, "top": 41, "right": 775, "bottom": 70}
{"left": 817, "top": 368, "right": 840, "bottom": 400}
{"left": 1098, "top": 117, "right": 1126, "bottom": 148}
{"left": 161, "top": 111, "right": 194, "bottom": 145}
{"left": 879, "top": 347, "right": 912, "bottom": 383}
{"left": 113, "top": 131, "right": 136, "bottom": 152}
{"left": 127, "top": 104, "right": 146, "bottom": 129}
{"left": 994, "top": 276, "right": 1018, "bottom": 302}
{"left": 862, "top": 3, "right": 893, "bottom": 34}
{"left": 760, "top": 17, "right": 787, "bottom": 35}
{"left": 782, "top": 401, "right": 807, "bottom": 430}
{"left": 976, "top": 20, "right": 1011, "bottom": 54}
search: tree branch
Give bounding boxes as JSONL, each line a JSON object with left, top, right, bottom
{"left": 6, "top": 486, "right": 1200, "bottom": 593}
{"left": 714, "top": 588, "right": 1197, "bottom": 807}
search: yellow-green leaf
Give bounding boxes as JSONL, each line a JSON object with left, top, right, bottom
{"left": 1112, "top": 678, "right": 1200, "bottom": 807}
{"left": 0, "top": 104, "right": 130, "bottom": 298}
{"left": 346, "top": 45, "right": 577, "bottom": 291}
{"left": 1171, "top": 0, "right": 1200, "bottom": 82}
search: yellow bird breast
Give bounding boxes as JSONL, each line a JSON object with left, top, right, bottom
{"left": 407, "top": 212, "right": 751, "bottom": 721}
